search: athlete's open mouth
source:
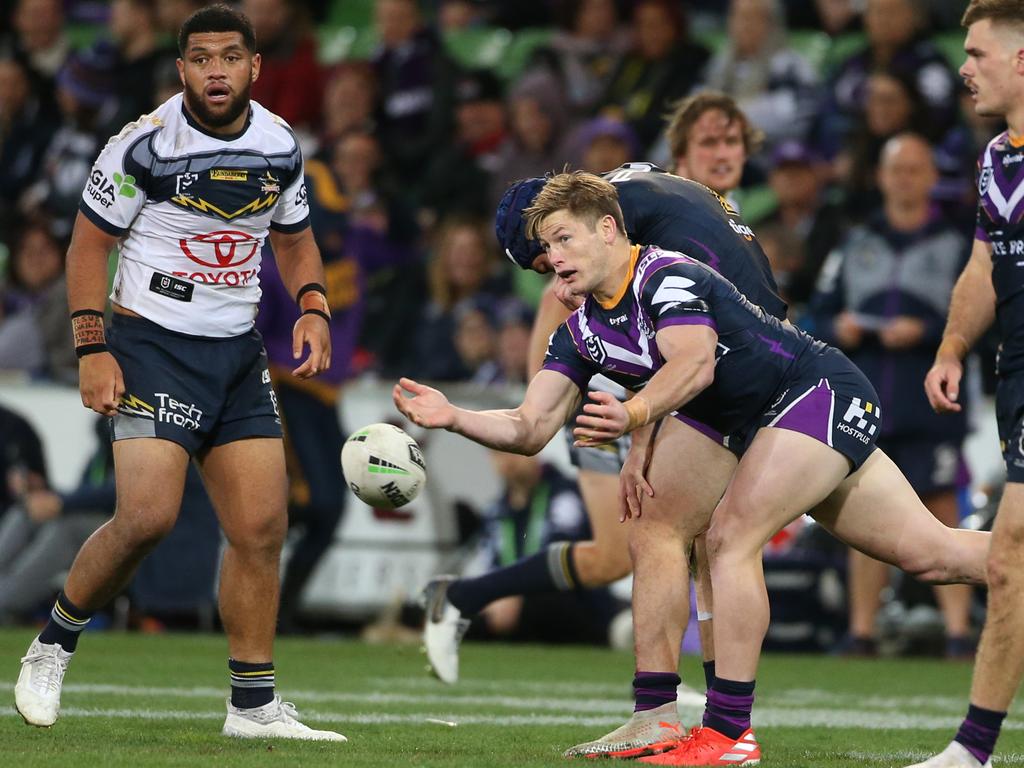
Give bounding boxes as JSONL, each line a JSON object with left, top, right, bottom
{"left": 206, "top": 84, "right": 231, "bottom": 103}
{"left": 557, "top": 269, "right": 577, "bottom": 280}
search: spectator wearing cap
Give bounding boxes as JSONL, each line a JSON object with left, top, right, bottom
{"left": 571, "top": 116, "right": 639, "bottom": 174}
{"left": 701, "top": 0, "right": 820, "bottom": 156}
{"left": 0, "top": 55, "right": 58, "bottom": 243}
{"left": 760, "top": 139, "right": 847, "bottom": 309}
{"left": 419, "top": 69, "right": 508, "bottom": 228}
{"left": 243, "top": 0, "right": 326, "bottom": 133}
{"left": 489, "top": 70, "right": 573, "bottom": 215}
{"left": 372, "top": 0, "right": 459, "bottom": 186}
{"left": 18, "top": 51, "right": 113, "bottom": 240}
{"left": 805, "top": 133, "right": 973, "bottom": 658}
{"left": 597, "top": 0, "right": 709, "bottom": 154}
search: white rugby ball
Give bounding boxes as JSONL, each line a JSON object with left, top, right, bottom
{"left": 341, "top": 423, "right": 426, "bottom": 509}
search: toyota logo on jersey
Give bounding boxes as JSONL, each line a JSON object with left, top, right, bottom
{"left": 179, "top": 231, "right": 259, "bottom": 268}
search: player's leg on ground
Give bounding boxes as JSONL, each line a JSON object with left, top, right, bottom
{"left": 812, "top": 450, "right": 988, "bottom": 587}
{"left": 198, "top": 437, "right": 287, "bottom": 664}
{"left": 924, "top": 490, "right": 974, "bottom": 652}
{"left": 902, "top": 486, "right": 1022, "bottom": 768}
{"left": 631, "top": 418, "right": 735, "bottom": 676}
{"left": 846, "top": 547, "right": 888, "bottom": 653}
{"left": 16, "top": 439, "right": 188, "bottom": 727}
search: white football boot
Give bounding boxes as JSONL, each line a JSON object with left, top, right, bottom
{"left": 563, "top": 702, "right": 688, "bottom": 758}
{"left": 222, "top": 695, "right": 347, "bottom": 741}
{"left": 15, "top": 636, "right": 73, "bottom": 727}
{"left": 421, "top": 575, "right": 470, "bottom": 684}
{"left": 904, "top": 742, "right": 992, "bottom": 768}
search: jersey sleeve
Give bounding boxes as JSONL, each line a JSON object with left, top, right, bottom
{"left": 79, "top": 126, "right": 151, "bottom": 236}
{"left": 638, "top": 259, "right": 717, "bottom": 333}
{"left": 270, "top": 143, "right": 311, "bottom": 233}
{"left": 541, "top": 322, "right": 597, "bottom": 392}
{"left": 975, "top": 156, "right": 992, "bottom": 243}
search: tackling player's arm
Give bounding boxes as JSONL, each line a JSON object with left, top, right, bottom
{"left": 925, "top": 238, "right": 995, "bottom": 413}
{"left": 527, "top": 281, "right": 574, "bottom": 377}
{"left": 574, "top": 324, "right": 717, "bottom": 444}
{"left": 268, "top": 226, "right": 331, "bottom": 379}
{"left": 393, "top": 370, "right": 582, "bottom": 455}
{"left": 66, "top": 212, "right": 124, "bottom": 416}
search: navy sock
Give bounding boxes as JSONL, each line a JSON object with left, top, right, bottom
{"left": 446, "top": 542, "right": 577, "bottom": 615}
{"left": 229, "top": 659, "right": 275, "bottom": 708}
{"left": 703, "top": 660, "right": 716, "bottom": 691}
{"left": 955, "top": 704, "right": 1006, "bottom": 765}
{"left": 703, "top": 677, "right": 755, "bottom": 739}
{"left": 38, "top": 591, "right": 93, "bottom": 652}
{"left": 633, "top": 671, "right": 680, "bottom": 713}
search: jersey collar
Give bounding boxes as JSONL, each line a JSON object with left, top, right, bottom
{"left": 597, "top": 244, "right": 642, "bottom": 310}
{"left": 180, "top": 99, "right": 253, "bottom": 142}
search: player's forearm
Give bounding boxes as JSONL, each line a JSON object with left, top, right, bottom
{"left": 627, "top": 355, "right": 714, "bottom": 431}
{"left": 275, "top": 243, "right": 327, "bottom": 301}
{"left": 938, "top": 262, "right": 995, "bottom": 361}
{"left": 449, "top": 407, "right": 552, "bottom": 455}
{"left": 66, "top": 240, "right": 113, "bottom": 313}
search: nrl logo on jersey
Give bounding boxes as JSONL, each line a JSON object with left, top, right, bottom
{"left": 584, "top": 334, "right": 607, "bottom": 364}
{"left": 979, "top": 166, "right": 993, "bottom": 196}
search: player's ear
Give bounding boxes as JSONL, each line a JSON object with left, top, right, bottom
{"left": 176, "top": 58, "right": 185, "bottom": 87}
{"left": 250, "top": 52, "right": 261, "bottom": 83}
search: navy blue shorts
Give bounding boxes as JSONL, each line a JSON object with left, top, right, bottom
{"left": 735, "top": 346, "right": 880, "bottom": 471}
{"left": 996, "top": 373, "right": 1024, "bottom": 484}
{"left": 877, "top": 437, "right": 966, "bottom": 496}
{"left": 107, "top": 314, "right": 282, "bottom": 455}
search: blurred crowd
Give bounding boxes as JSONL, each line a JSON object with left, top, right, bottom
{"left": 0, "top": 0, "right": 998, "bottom": 388}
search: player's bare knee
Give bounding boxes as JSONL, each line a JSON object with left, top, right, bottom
{"left": 226, "top": 508, "right": 286, "bottom": 554}
{"left": 110, "top": 506, "right": 177, "bottom": 551}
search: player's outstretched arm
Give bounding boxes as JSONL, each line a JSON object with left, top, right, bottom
{"left": 269, "top": 227, "right": 331, "bottom": 378}
{"left": 925, "top": 239, "right": 995, "bottom": 413}
{"left": 394, "top": 370, "right": 581, "bottom": 455}
{"left": 574, "top": 324, "right": 717, "bottom": 444}
{"left": 66, "top": 212, "right": 124, "bottom": 416}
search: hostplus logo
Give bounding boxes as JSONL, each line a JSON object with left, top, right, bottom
{"left": 837, "top": 398, "right": 879, "bottom": 445}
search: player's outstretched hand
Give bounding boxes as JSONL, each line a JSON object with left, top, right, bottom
{"left": 79, "top": 351, "right": 125, "bottom": 416}
{"left": 573, "top": 390, "right": 628, "bottom": 447}
{"left": 619, "top": 440, "right": 654, "bottom": 523}
{"left": 924, "top": 355, "right": 963, "bottom": 413}
{"left": 292, "top": 314, "right": 332, "bottom": 378}
{"left": 393, "top": 377, "right": 456, "bottom": 430}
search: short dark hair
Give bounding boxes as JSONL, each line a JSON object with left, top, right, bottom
{"left": 178, "top": 3, "right": 257, "bottom": 56}
{"left": 963, "top": 0, "right": 1024, "bottom": 30}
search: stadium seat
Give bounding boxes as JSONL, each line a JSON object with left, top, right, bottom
{"left": 786, "top": 30, "right": 831, "bottom": 74}
{"left": 327, "top": 0, "right": 374, "bottom": 29}
{"left": 318, "top": 25, "right": 379, "bottom": 64}
{"left": 496, "top": 28, "right": 556, "bottom": 81}
{"left": 933, "top": 30, "right": 966, "bottom": 71}
{"left": 65, "top": 22, "right": 104, "bottom": 51}
{"left": 733, "top": 185, "right": 777, "bottom": 226}
{"left": 821, "top": 32, "right": 867, "bottom": 76}
{"left": 443, "top": 27, "right": 512, "bottom": 70}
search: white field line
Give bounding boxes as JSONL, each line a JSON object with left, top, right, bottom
{"left": 0, "top": 681, "right": 1022, "bottom": 731}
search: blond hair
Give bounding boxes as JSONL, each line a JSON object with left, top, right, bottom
{"left": 523, "top": 171, "right": 626, "bottom": 241}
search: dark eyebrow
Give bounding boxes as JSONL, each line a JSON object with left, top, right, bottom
{"left": 188, "top": 44, "right": 246, "bottom": 55}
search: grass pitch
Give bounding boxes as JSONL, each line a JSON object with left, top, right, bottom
{"left": 1, "top": 628, "right": 1022, "bottom": 767}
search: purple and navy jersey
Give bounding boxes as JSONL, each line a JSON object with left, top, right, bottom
{"left": 605, "top": 163, "right": 788, "bottom": 321}
{"left": 976, "top": 132, "right": 1024, "bottom": 375}
{"left": 543, "top": 244, "right": 818, "bottom": 438}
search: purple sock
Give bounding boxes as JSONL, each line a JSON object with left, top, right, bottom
{"left": 703, "top": 677, "right": 755, "bottom": 739}
{"left": 955, "top": 704, "right": 1006, "bottom": 764}
{"left": 633, "top": 671, "right": 680, "bottom": 713}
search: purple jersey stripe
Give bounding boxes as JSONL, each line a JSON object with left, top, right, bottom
{"left": 657, "top": 316, "right": 717, "bottom": 332}
{"left": 670, "top": 411, "right": 726, "bottom": 446}
{"left": 543, "top": 361, "right": 591, "bottom": 391}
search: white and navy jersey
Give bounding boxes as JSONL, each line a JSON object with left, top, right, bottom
{"left": 543, "top": 244, "right": 818, "bottom": 438}
{"left": 976, "top": 131, "right": 1024, "bottom": 375}
{"left": 79, "top": 93, "right": 309, "bottom": 337}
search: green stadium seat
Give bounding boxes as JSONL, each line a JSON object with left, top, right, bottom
{"left": 933, "top": 30, "right": 966, "bottom": 71}
{"left": 786, "top": 30, "right": 831, "bottom": 74}
{"left": 65, "top": 23, "right": 104, "bottom": 51}
{"left": 733, "top": 185, "right": 777, "bottom": 226}
{"left": 496, "top": 28, "right": 555, "bottom": 81}
{"left": 822, "top": 32, "right": 867, "bottom": 76}
{"left": 443, "top": 27, "right": 512, "bottom": 70}
{"left": 327, "top": 0, "right": 374, "bottom": 29}
{"left": 318, "top": 25, "right": 379, "bottom": 64}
